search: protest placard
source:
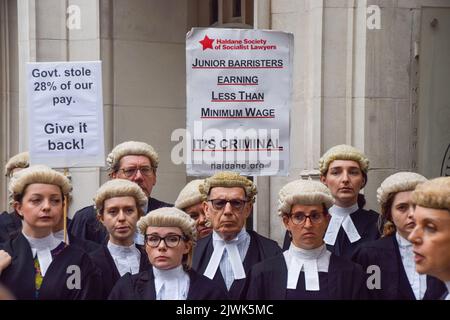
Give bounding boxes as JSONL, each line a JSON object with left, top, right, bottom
{"left": 186, "top": 28, "right": 293, "bottom": 176}
{"left": 27, "top": 61, "right": 105, "bottom": 168}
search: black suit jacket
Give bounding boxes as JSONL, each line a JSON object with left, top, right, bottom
{"left": 108, "top": 268, "right": 227, "bottom": 300}
{"left": 192, "top": 230, "right": 282, "bottom": 299}
{"left": 246, "top": 252, "right": 366, "bottom": 300}
{"left": 70, "top": 197, "right": 172, "bottom": 244}
{"left": 352, "top": 234, "right": 446, "bottom": 300}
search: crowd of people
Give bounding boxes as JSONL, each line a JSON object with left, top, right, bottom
{"left": 0, "top": 141, "right": 448, "bottom": 300}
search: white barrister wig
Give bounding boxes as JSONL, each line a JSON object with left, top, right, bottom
{"left": 94, "top": 179, "right": 148, "bottom": 215}
{"left": 106, "top": 141, "right": 159, "bottom": 174}
{"left": 137, "top": 207, "right": 197, "bottom": 243}
{"left": 278, "top": 179, "right": 334, "bottom": 216}
{"left": 5, "top": 151, "right": 29, "bottom": 177}
{"left": 377, "top": 172, "right": 427, "bottom": 207}
{"left": 199, "top": 171, "right": 257, "bottom": 203}
{"left": 318, "top": 144, "right": 369, "bottom": 175}
{"left": 8, "top": 165, "right": 72, "bottom": 204}
{"left": 174, "top": 179, "right": 206, "bottom": 210}
{"left": 412, "top": 177, "right": 450, "bottom": 211}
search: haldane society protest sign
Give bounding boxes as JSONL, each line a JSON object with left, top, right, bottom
{"left": 27, "top": 61, "right": 105, "bottom": 168}
{"left": 186, "top": 28, "right": 293, "bottom": 176}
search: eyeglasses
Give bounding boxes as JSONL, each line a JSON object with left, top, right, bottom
{"left": 118, "top": 166, "right": 154, "bottom": 178}
{"left": 289, "top": 212, "right": 325, "bottom": 225}
{"left": 208, "top": 199, "right": 248, "bottom": 210}
{"left": 144, "top": 234, "right": 187, "bottom": 248}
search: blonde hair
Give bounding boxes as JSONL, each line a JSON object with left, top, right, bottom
{"left": 137, "top": 207, "right": 197, "bottom": 269}
{"left": 94, "top": 179, "right": 148, "bottom": 216}
{"left": 199, "top": 171, "right": 257, "bottom": 203}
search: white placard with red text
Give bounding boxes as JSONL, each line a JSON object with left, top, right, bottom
{"left": 186, "top": 28, "right": 293, "bottom": 176}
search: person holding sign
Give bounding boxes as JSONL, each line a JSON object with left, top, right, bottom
{"left": 352, "top": 172, "right": 446, "bottom": 299}
{"left": 89, "top": 179, "right": 151, "bottom": 299}
{"left": 246, "top": 179, "right": 366, "bottom": 299}
{"left": 108, "top": 207, "right": 227, "bottom": 300}
{"left": 318, "top": 144, "right": 380, "bottom": 258}
{"left": 175, "top": 179, "right": 212, "bottom": 240}
{"left": 70, "top": 141, "right": 172, "bottom": 244}
{"left": 408, "top": 177, "right": 450, "bottom": 300}
{"left": 192, "top": 171, "right": 281, "bottom": 299}
{"left": 0, "top": 152, "right": 98, "bottom": 253}
{"left": 0, "top": 165, "right": 101, "bottom": 299}
{"left": 0, "top": 152, "right": 30, "bottom": 242}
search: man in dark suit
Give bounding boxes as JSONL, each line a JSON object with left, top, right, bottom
{"left": 70, "top": 141, "right": 172, "bottom": 244}
{"left": 192, "top": 171, "right": 281, "bottom": 299}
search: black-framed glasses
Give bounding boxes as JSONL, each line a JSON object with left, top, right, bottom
{"left": 144, "top": 234, "right": 187, "bottom": 248}
{"left": 289, "top": 212, "right": 325, "bottom": 225}
{"left": 208, "top": 199, "right": 248, "bottom": 210}
{"left": 119, "top": 166, "right": 154, "bottom": 178}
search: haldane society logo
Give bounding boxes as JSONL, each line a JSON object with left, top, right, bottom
{"left": 199, "top": 34, "right": 277, "bottom": 51}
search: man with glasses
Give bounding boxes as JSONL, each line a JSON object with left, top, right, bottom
{"left": 71, "top": 141, "right": 172, "bottom": 244}
{"left": 246, "top": 179, "right": 366, "bottom": 299}
{"left": 192, "top": 171, "right": 281, "bottom": 299}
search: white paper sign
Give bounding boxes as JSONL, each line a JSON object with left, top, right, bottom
{"left": 186, "top": 28, "right": 293, "bottom": 176}
{"left": 27, "top": 61, "right": 104, "bottom": 168}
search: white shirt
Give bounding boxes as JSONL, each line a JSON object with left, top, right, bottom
{"left": 445, "top": 281, "right": 450, "bottom": 300}
{"left": 53, "top": 229, "right": 69, "bottom": 244}
{"left": 107, "top": 241, "right": 141, "bottom": 276}
{"left": 22, "top": 232, "right": 62, "bottom": 277}
{"left": 396, "top": 232, "right": 427, "bottom": 300}
{"left": 204, "top": 229, "right": 250, "bottom": 290}
{"left": 284, "top": 243, "right": 331, "bottom": 291}
{"left": 324, "top": 203, "right": 361, "bottom": 245}
{"left": 153, "top": 265, "right": 190, "bottom": 300}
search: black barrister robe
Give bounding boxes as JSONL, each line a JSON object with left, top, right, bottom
{"left": 0, "top": 211, "right": 22, "bottom": 243}
{"left": 246, "top": 252, "right": 366, "bottom": 300}
{"left": 326, "top": 208, "right": 380, "bottom": 259}
{"left": 0, "top": 210, "right": 99, "bottom": 253}
{"left": 70, "top": 197, "right": 172, "bottom": 244}
{"left": 352, "top": 235, "right": 447, "bottom": 300}
{"left": 192, "top": 230, "right": 282, "bottom": 300}
{"left": 0, "top": 233, "right": 102, "bottom": 300}
{"left": 89, "top": 244, "right": 150, "bottom": 299}
{"left": 108, "top": 268, "right": 228, "bottom": 300}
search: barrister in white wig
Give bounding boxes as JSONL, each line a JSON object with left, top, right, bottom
{"left": 191, "top": 172, "right": 281, "bottom": 300}
{"left": 408, "top": 177, "right": 450, "bottom": 300}
{"left": 70, "top": 141, "right": 172, "bottom": 244}
{"left": 352, "top": 172, "right": 446, "bottom": 300}
{"left": 0, "top": 165, "right": 101, "bottom": 300}
{"left": 0, "top": 152, "right": 29, "bottom": 242}
{"left": 246, "top": 179, "right": 366, "bottom": 300}
{"left": 108, "top": 207, "right": 227, "bottom": 300}
{"left": 89, "top": 179, "right": 151, "bottom": 299}
{"left": 175, "top": 179, "right": 212, "bottom": 239}
{"left": 317, "top": 144, "right": 380, "bottom": 258}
